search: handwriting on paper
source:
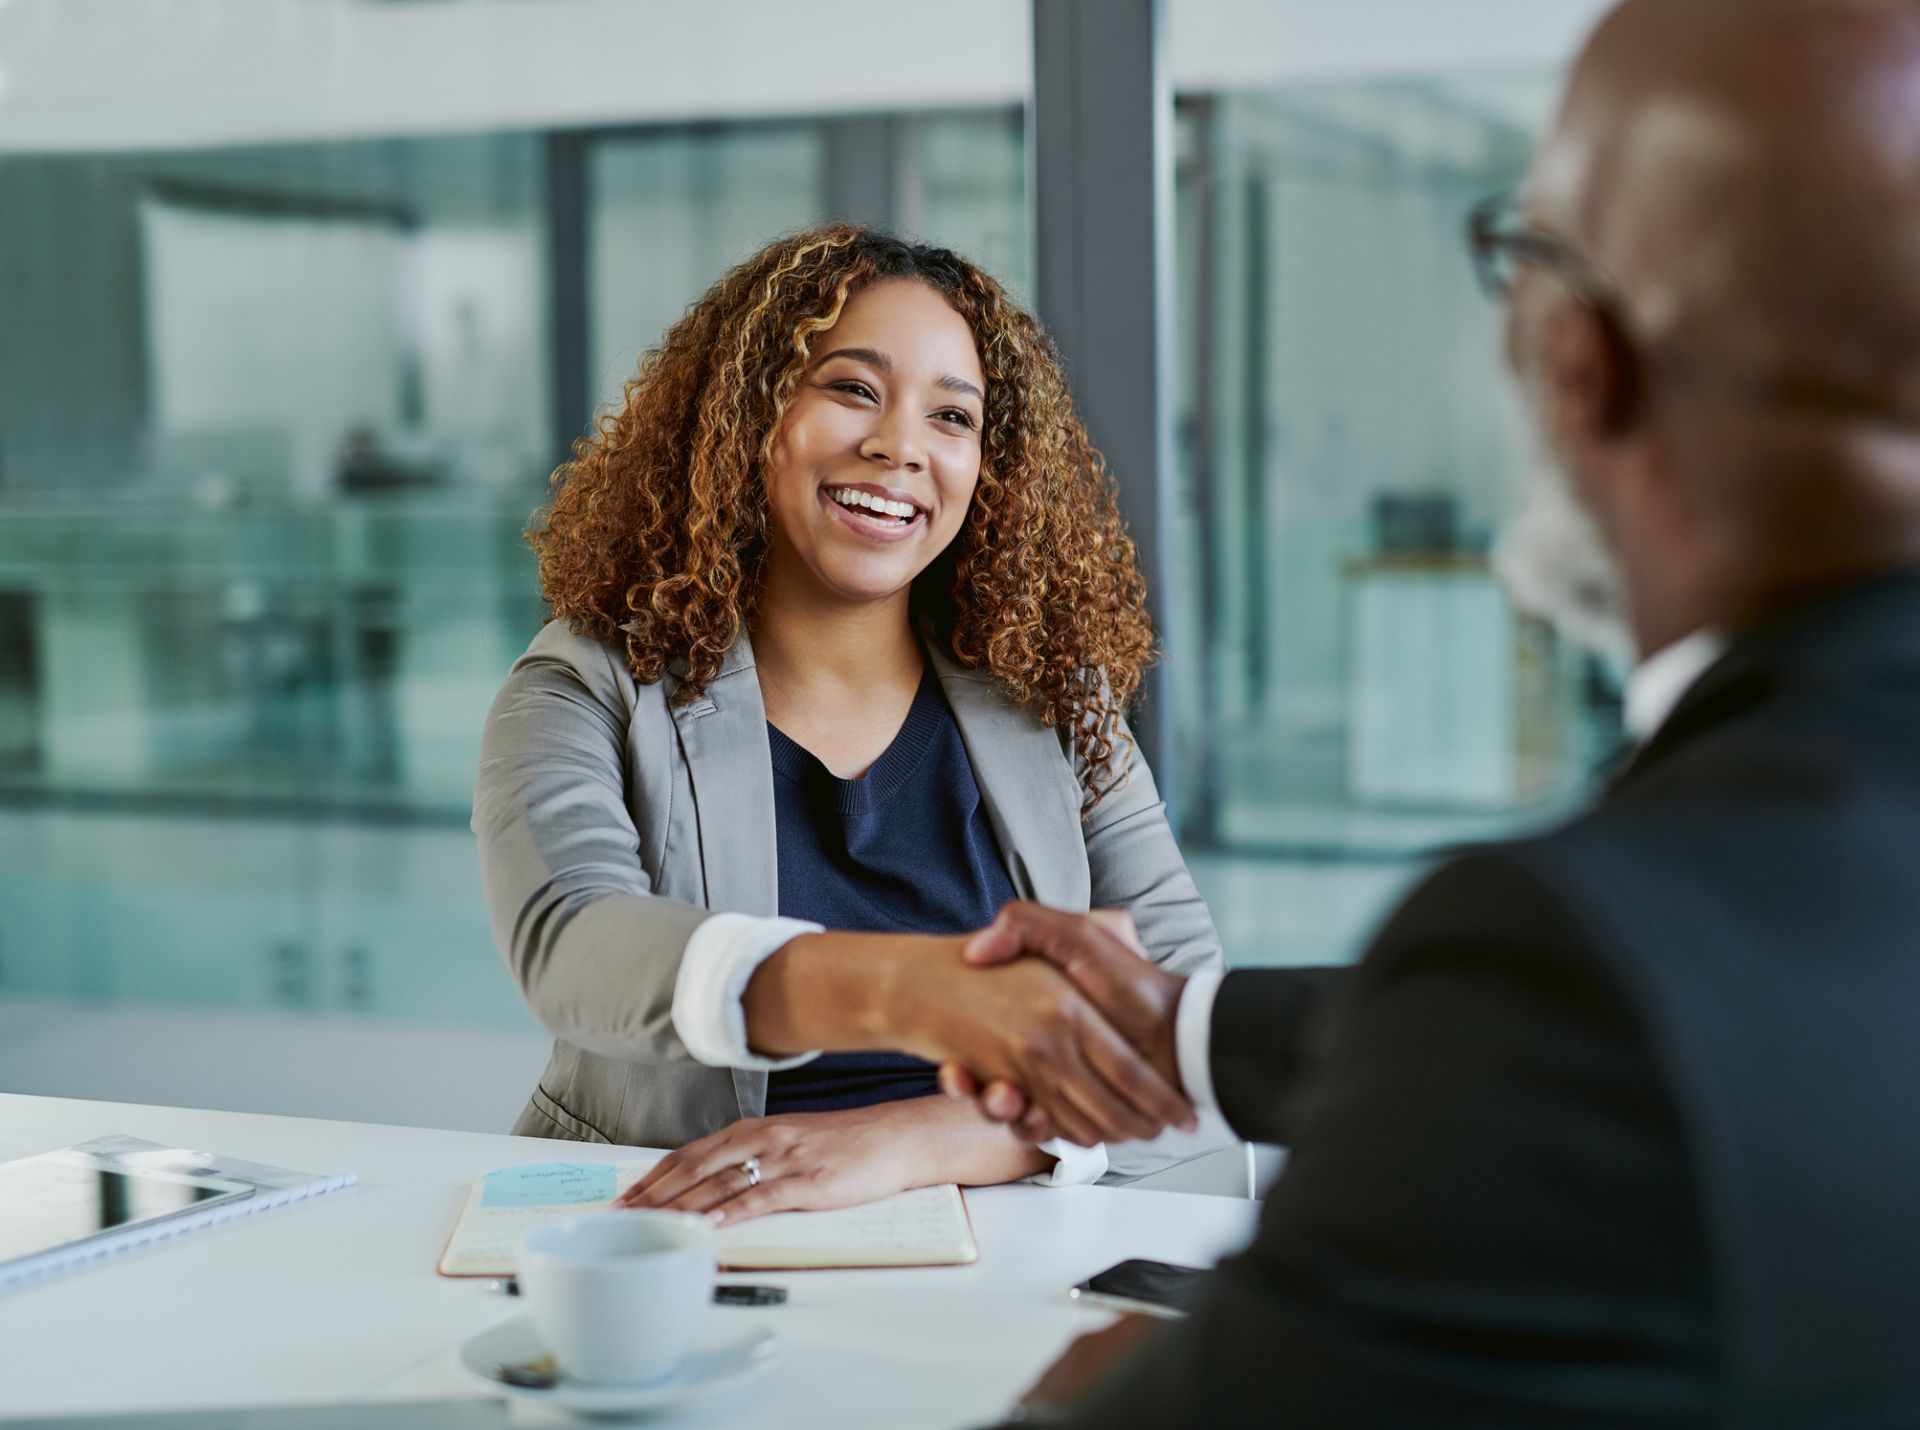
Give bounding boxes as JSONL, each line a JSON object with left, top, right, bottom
{"left": 482, "top": 1162, "right": 618, "bottom": 1208}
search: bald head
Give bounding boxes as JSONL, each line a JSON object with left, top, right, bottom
{"left": 1541, "top": 0, "right": 1920, "bottom": 415}
{"left": 1509, "top": 0, "right": 1920, "bottom": 649}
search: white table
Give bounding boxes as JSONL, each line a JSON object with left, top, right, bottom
{"left": 0, "top": 1096, "right": 1258, "bottom": 1428}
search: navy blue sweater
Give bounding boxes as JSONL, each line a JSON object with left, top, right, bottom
{"left": 764, "top": 668, "right": 1019, "bottom": 1114}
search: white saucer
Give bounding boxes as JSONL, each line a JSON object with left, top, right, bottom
{"left": 458, "top": 1312, "right": 780, "bottom": 1416}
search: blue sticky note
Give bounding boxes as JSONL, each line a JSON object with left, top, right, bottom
{"left": 482, "top": 1162, "right": 618, "bottom": 1208}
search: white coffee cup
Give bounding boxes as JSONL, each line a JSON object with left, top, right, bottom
{"left": 518, "top": 1211, "right": 716, "bottom": 1385}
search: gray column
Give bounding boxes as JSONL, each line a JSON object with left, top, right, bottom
{"left": 544, "top": 132, "right": 590, "bottom": 473}
{"left": 1031, "top": 0, "right": 1180, "bottom": 820}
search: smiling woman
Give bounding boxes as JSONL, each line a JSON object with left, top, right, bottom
{"left": 474, "top": 226, "right": 1229, "bottom": 1225}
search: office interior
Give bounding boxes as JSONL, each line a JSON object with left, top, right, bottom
{"left": 0, "top": 0, "right": 1618, "bottom": 1146}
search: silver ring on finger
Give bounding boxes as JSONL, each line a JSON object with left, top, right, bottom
{"left": 738, "top": 1155, "right": 761, "bottom": 1190}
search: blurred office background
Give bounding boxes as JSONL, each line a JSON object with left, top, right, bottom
{"left": 0, "top": 0, "right": 1618, "bottom": 1132}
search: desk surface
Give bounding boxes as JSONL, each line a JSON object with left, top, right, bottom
{"left": 0, "top": 1095, "right": 1258, "bottom": 1429}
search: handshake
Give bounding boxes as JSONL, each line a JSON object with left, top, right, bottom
{"left": 933, "top": 903, "right": 1198, "bottom": 1147}
{"left": 749, "top": 902, "right": 1197, "bottom": 1148}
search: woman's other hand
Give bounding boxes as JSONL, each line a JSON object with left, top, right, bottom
{"left": 616, "top": 1102, "right": 928, "bottom": 1226}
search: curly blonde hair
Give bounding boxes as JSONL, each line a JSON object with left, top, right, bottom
{"left": 529, "top": 225, "right": 1154, "bottom": 810}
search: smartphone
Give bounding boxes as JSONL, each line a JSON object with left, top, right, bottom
{"left": 1069, "top": 1258, "right": 1206, "bottom": 1319}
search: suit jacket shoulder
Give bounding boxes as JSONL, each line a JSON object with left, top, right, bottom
{"left": 1087, "top": 576, "right": 1920, "bottom": 1425}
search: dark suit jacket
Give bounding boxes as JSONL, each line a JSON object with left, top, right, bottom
{"left": 1067, "top": 575, "right": 1920, "bottom": 1428}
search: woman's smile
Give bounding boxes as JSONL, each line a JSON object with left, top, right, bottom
{"left": 819, "top": 482, "right": 930, "bottom": 542}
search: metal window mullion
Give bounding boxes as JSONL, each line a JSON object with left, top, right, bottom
{"left": 544, "top": 131, "right": 590, "bottom": 474}
{"left": 1031, "top": 0, "right": 1180, "bottom": 823}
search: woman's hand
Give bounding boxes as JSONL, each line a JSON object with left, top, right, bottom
{"left": 939, "top": 903, "right": 1188, "bottom": 1145}
{"left": 616, "top": 1101, "right": 935, "bottom": 1226}
{"left": 910, "top": 914, "right": 1192, "bottom": 1147}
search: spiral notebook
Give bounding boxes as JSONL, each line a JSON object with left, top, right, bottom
{"left": 438, "top": 1160, "right": 978, "bottom": 1275}
{"left": 0, "top": 1134, "right": 356, "bottom": 1291}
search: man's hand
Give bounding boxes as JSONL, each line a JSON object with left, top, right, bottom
{"left": 901, "top": 939, "right": 1196, "bottom": 1146}
{"left": 937, "top": 903, "right": 1188, "bottom": 1144}
{"left": 1019, "top": 1314, "right": 1163, "bottom": 1419}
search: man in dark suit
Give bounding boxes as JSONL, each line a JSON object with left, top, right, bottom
{"left": 944, "top": 0, "right": 1920, "bottom": 1422}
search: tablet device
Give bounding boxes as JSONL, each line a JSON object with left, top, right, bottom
{"left": 0, "top": 1148, "right": 255, "bottom": 1271}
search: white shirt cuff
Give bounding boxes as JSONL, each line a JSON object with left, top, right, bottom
{"left": 1175, "top": 969, "right": 1224, "bottom": 1116}
{"left": 1026, "top": 1137, "right": 1110, "bottom": 1187}
{"left": 671, "top": 912, "right": 825, "bottom": 1070}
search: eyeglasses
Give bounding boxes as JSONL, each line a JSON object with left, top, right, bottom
{"left": 1465, "top": 191, "right": 1920, "bottom": 425}
{"left": 1465, "top": 192, "right": 1617, "bottom": 304}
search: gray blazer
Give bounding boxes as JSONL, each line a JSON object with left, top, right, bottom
{"left": 473, "top": 619, "right": 1229, "bottom": 1181}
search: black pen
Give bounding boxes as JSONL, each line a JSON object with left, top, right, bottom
{"left": 488, "top": 1277, "right": 787, "bottom": 1306}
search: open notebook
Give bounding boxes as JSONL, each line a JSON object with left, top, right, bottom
{"left": 438, "top": 1161, "right": 977, "bottom": 1275}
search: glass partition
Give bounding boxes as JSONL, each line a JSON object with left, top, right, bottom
{"left": 0, "top": 111, "right": 1027, "bottom": 1035}
{"left": 1170, "top": 69, "right": 1623, "bottom": 966}
{"left": 0, "top": 134, "right": 551, "bottom": 818}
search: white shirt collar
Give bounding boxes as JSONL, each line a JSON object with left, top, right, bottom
{"left": 1624, "top": 628, "right": 1728, "bottom": 740}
